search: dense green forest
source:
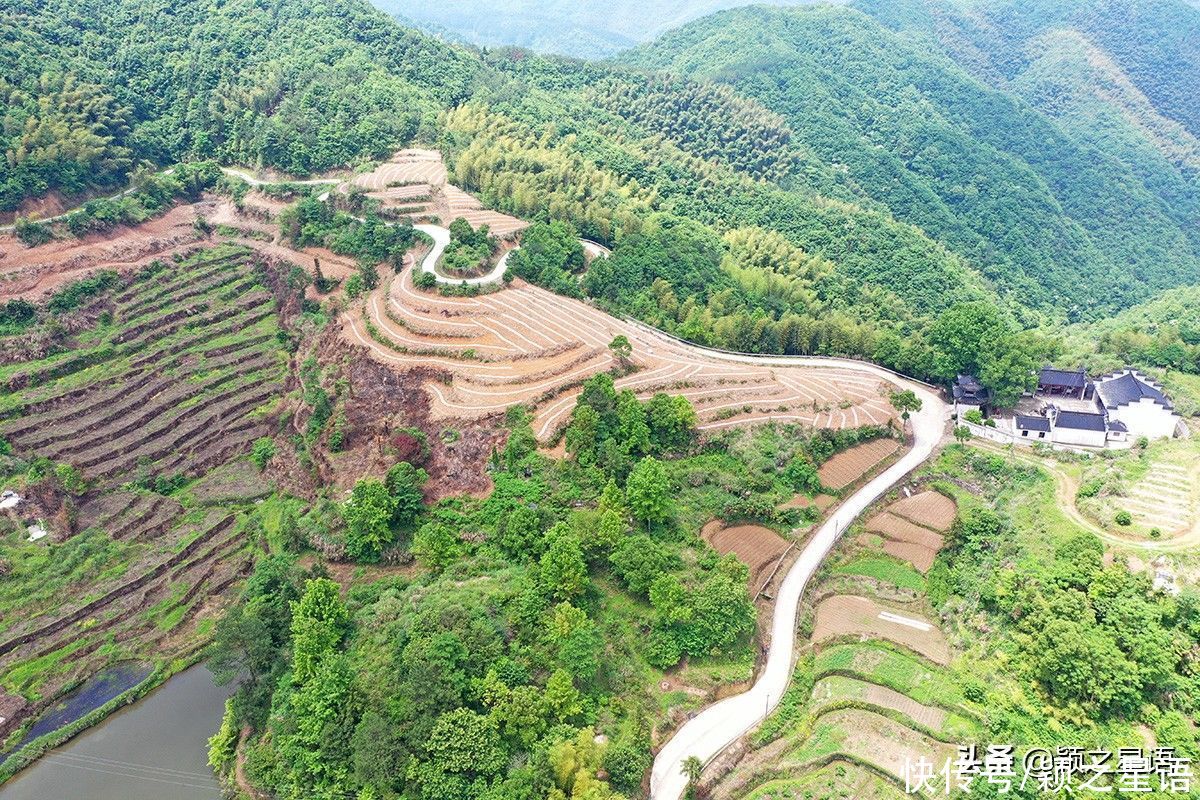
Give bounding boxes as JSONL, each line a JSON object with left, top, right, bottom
{"left": 5, "top": 0, "right": 1199, "bottom": 387}
{"left": 622, "top": 3, "right": 1200, "bottom": 318}
{"left": 204, "top": 384, "right": 889, "bottom": 799}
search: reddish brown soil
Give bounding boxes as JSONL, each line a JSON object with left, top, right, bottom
{"left": 864, "top": 512, "right": 945, "bottom": 551}
{"left": 779, "top": 493, "right": 836, "bottom": 511}
{"left": 812, "top": 595, "right": 950, "bottom": 665}
{"left": 817, "top": 439, "right": 901, "bottom": 490}
{"left": 0, "top": 201, "right": 218, "bottom": 301}
{"left": 888, "top": 490, "right": 957, "bottom": 531}
{"left": 701, "top": 521, "right": 791, "bottom": 589}
{"left": 346, "top": 268, "right": 897, "bottom": 443}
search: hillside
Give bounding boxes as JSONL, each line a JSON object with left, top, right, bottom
{"left": 622, "top": 1, "right": 1200, "bottom": 319}
{"left": 3, "top": 0, "right": 1200, "bottom": 798}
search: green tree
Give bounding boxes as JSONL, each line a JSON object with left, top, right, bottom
{"left": 928, "top": 302, "right": 1011, "bottom": 382}
{"left": 608, "top": 334, "right": 632, "bottom": 364}
{"left": 290, "top": 577, "right": 349, "bottom": 684}
{"left": 344, "top": 478, "right": 399, "bottom": 561}
{"left": 426, "top": 708, "right": 507, "bottom": 777}
{"left": 647, "top": 393, "right": 698, "bottom": 454}
{"left": 413, "top": 522, "right": 463, "bottom": 571}
{"left": 782, "top": 456, "right": 821, "bottom": 495}
{"left": 539, "top": 533, "right": 589, "bottom": 601}
{"left": 385, "top": 461, "right": 427, "bottom": 526}
{"left": 626, "top": 456, "right": 672, "bottom": 526}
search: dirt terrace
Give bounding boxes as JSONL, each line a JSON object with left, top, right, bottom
{"left": 345, "top": 268, "right": 897, "bottom": 443}
{"left": 349, "top": 150, "right": 528, "bottom": 236}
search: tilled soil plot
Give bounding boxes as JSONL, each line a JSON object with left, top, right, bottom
{"left": 888, "top": 490, "right": 957, "bottom": 531}
{"left": 817, "top": 438, "right": 901, "bottom": 490}
{"left": 812, "top": 595, "right": 950, "bottom": 665}
{"left": 701, "top": 521, "right": 791, "bottom": 589}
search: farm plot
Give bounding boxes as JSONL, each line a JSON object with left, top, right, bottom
{"left": 784, "top": 708, "right": 956, "bottom": 787}
{"left": 860, "top": 491, "right": 955, "bottom": 573}
{"left": 812, "top": 595, "right": 950, "bottom": 665}
{"left": 1116, "top": 456, "right": 1198, "bottom": 536}
{"left": 0, "top": 201, "right": 212, "bottom": 301}
{"left": 0, "top": 246, "right": 285, "bottom": 486}
{"left": 817, "top": 438, "right": 901, "bottom": 490}
{"left": 701, "top": 521, "right": 791, "bottom": 591}
{"left": 344, "top": 268, "right": 897, "bottom": 443}
{"left": 0, "top": 246, "right": 287, "bottom": 736}
{"left": 346, "top": 151, "right": 528, "bottom": 235}
{"left": 887, "top": 491, "right": 956, "bottom": 531}
{"left": 741, "top": 760, "right": 904, "bottom": 800}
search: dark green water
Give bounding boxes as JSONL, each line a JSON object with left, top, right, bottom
{"left": 0, "top": 665, "right": 233, "bottom": 800}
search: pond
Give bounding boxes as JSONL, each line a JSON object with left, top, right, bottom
{"left": 0, "top": 665, "right": 233, "bottom": 799}
{"left": 4, "top": 661, "right": 154, "bottom": 757}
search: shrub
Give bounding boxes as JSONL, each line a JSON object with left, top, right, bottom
{"left": 1150, "top": 527, "right": 1162, "bottom": 539}
{"left": 963, "top": 409, "right": 984, "bottom": 425}
{"left": 14, "top": 217, "right": 52, "bottom": 246}
{"left": 0, "top": 437, "right": 11, "bottom": 456}
{"left": 414, "top": 271, "right": 437, "bottom": 289}
{"left": 54, "top": 463, "right": 88, "bottom": 495}
{"left": 251, "top": 437, "right": 276, "bottom": 471}
{"left": 1115, "top": 511, "right": 1132, "bottom": 526}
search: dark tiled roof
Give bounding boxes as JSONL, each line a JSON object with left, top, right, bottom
{"left": 1016, "top": 415, "right": 1051, "bottom": 432}
{"left": 1108, "top": 420, "right": 1128, "bottom": 433}
{"left": 953, "top": 374, "right": 989, "bottom": 402}
{"left": 1038, "top": 366, "right": 1088, "bottom": 389}
{"left": 1055, "top": 411, "right": 1107, "bottom": 432}
{"left": 1095, "top": 371, "right": 1172, "bottom": 410}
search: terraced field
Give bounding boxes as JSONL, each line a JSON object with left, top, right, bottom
{"left": 345, "top": 266, "right": 897, "bottom": 443}
{"left": 0, "top": 245, "right": 287, "bottom": 742}
{"left": 348, "top": 150, "right": 528, "bottom": 235}
{"left": 707, "top": 488, "right": 972, "bottom": 798}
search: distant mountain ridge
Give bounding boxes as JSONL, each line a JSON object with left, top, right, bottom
{"left": 371, "top": 0, "right": 840, "bottom": 58}
{"left": 620, "top": 0, "right": 1200, "bottom": 318}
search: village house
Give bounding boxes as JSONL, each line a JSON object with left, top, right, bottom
{"left": 972, "top": 365, "right": 1179, "bottom": 449}
{"left": 1094, "top": 369, "right": 1180, "bottom": 441}
{"left": 952, "top": 374, "right": 991, "bottom": 417}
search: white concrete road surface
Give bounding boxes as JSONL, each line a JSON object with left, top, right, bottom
{"left": 649, "top": 359, "right": 946, "bottom": 800}
{"left": 414, "top": 225, "right": 610, "bottom": 287}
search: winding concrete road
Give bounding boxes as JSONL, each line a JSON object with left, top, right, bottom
{"left": 648, "top": 354, "right": 947, "bottom": 800}
{"left": 413, "top": 225, "right": 610, "bottom": 287}
{"left": 414, "top": 223, "right": 515, "bottom": 286}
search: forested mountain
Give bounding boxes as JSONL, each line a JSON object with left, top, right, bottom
{"left": 622, "top": 1, "right": 1200, "bottom": 319}
{"left": 3, "top": 0, "right": 1199, "bottom": 382}
{"left": 375, "top": 0, "right": 836, "bottom": 58}
{"left": 0, "top": 0, "right": 478, "bottom": 208}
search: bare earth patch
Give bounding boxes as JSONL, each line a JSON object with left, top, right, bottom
{"left": 346, "top": 268, "right": 897, "bottom": 443}
{"left": 818, "top": 439, "right": 901, "bottom": 490}
{"left": 779, "top": 493, "right": 836, "bottom": 511}
{"left": 812, "top": 595, "right": 950, "bottom": 665}
{"left": 865, "top": 512, "right": 945, "bottom": 550}
{"left": 701, "top": 521, "right": 791, "bottom": 590}
{"left": 888, "top": 490, "right": 957, "bottom": 531}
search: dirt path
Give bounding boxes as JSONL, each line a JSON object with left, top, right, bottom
{"left": 967, "top": 441, "right": 1200, "bottom": 551}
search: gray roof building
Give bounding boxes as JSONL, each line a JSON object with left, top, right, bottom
{"left": 1095, "top": 370, "right": 1172, "bottom": 411}
{"left": 1054, "top": 410, "right": 1107, "bottom": 432}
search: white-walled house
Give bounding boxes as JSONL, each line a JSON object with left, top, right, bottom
{"left": 1094, "top": 369, "right": 1180, "bottom": 441}
{"left": 1048, "top": 409, "right": 1109, "bottom": 448}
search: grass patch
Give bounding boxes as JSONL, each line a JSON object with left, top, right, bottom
{"left": 831, "top": 555, "right": 924, "bottom": 592}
